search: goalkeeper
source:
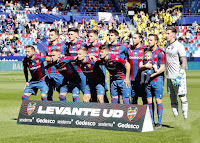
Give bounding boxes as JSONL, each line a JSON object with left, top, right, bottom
{"left": 165, "top": 26, "right": 188, "bottom": 119}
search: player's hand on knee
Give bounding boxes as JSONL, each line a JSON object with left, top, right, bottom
{"left": 123, "top": 78, "right": 130, "bottom": 88}
{"left": 24, "top": 82, "right": 29, "bottom": 89}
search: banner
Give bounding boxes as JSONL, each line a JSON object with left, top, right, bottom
{"left": 0, "top": 61, "right": 23, "bottom": 71}
{"left": 17, "top": 100, "right": 153, "bottom": 132}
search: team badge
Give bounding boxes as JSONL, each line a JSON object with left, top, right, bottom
{"left": 127, "top": 106, "right": 138, "bottom": 121}
{"left": 27, "top": 102, "right": 36, "bottom": 115}
{"left": 116, "top": 46, "right": 120, "bottom": 50}
{"left": 139, "top": 50, "right": 143, "bottom": 53}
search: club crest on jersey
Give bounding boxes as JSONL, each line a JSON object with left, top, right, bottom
{"left": 77, "top": 44, "right": 81, "bottom": 48}
{"left": 27, "top": 102, "right": 36, "bottom": 115}
{"left": 139, "top": 50, "right": 143, "bottom": 53}
{"left": 116, "top": 46, "right": 120, "bottom": 50}
{"left": 127, "top": 106, "right": 138, "bottom": 121}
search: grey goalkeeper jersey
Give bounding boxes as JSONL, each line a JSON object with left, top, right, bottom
{"left": 165, "top": 40, "right": 186, "bottom": 79}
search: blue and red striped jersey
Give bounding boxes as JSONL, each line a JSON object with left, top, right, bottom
{"left": 100, "top": 54, "right": 127, "bottom": 80}
{"left": 151, "top": 47, "right": 165, "bottom": 81}
{"left": 43, "top": 42, "right": 66, "bottom": 74}
{"left": 109, "top": 42, "right": 129, "bottom": 60}
{"left": 53, "top": 56, "right": 81, "bottom": 81}
{"left": 23, "top": 54, "right": 47, "bottom": 81}
{"left": 87, "top": 42, "right": 102, "bottom": 58}
{"left": 76, "top": 57, "right": 105, "bottom": 82}
{"left": 66, "top": 39, "right": 87, "bottom": 73}
{"left": 66, "top": 39, "right": 87, "bottom": 57}
{"left": 128, "top": 45, "right": 147, "bottom": 81}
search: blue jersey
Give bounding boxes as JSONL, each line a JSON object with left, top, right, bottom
{"left": 23, "top": 54, "right": 47, "bottom": 81}
{"left": 109, "top": 42, "right": 129, "bottom": 60}
{"left": 66, "top": 39, "right": 87, "bottom": 57}
{"left": 150, "top": 47, "right": 165, "bottom": 81}
{"left": 76, "top": 57, "right": 105, "bottom": 83}
{"left": 87, "top": 42, "right": 102, "bottom": 58}
{"left": 99, "top": 54, "right": 127, "bottom": 80}
{"left": 52, "top": 57, "right": 81, "bottom": 82}
{"left": 128, "top": 45, "right": 147, "bottom": 81}
{"left": 43, "top": 42, "right": 66, "bottom": 74}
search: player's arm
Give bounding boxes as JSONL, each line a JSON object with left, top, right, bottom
{"left": 151, "top": 51, "right": 165, "bottom": 77}
{"left": 23, "top": 60, "right": 29, "bottom": 88}
{"left": 151, "top": 64, "right": 165, "bottom": 77}
{"left": 180, "top": 56, "right": 187, "bottom": 70}
{"left": 124, "top": 61, "right": 131, "bottom": 88}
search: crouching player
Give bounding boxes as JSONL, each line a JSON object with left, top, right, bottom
{"left": 98, "top": 44, "right": 131, "bottom": 104}
{"left": 46, "top": 49, "right": 81, "bottom": 102}
{"left": 76, "top": 47, "right": 105, "bottom": 103}
{"left": 22, "top": 45, "right": 51, "bottom": 101}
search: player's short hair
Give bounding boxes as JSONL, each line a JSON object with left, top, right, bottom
{"left": 68, "top": 27, "right": 79, "bottom": 33}
{"left": 166, "top": 26, "right": 177, "bottom": 34}
{"left": 88, "top": 30, "right": 98, "bottom": 35}
{"left": 51, "top": 49, "right": 60, "bottom": 53}
{"left": 77, "top": 46, "right": 88, "bottom": 52}
{"left": 134, "top": 32, "right": 143, "bottom": 40}
{"left": 26, "top": 45, "right": 35, "bottom": 51}
{"left": 109, "top": 29, "right": 119, "bottom": 37}
{"left": 144, "top": 50, "right": 152, "bottom": 56}
{"left": 149, "top": 34, "right": 159, "bottom": 41}
{"left": 50, "top": 29, "right": 59, "bottom": 35}
{"left": 99, "top": 44, "right": 110, "bottom": 51}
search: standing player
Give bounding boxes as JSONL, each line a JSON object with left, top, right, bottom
{"left": 142, "top": 34, "right": 165, "bottom": 129}
{"left": 46, "top": 49, "right": 81, "bottom": 102}
{"left": 165, "top": 26, "right": 188, "bottom": 119}
{"left": 66, "top": 28, "right": 87, "bottom": 95}
{"left": 76, "top": 47, "right": 105, "bottom": 103}
{"left": 22, "top": 45, "right": 50, "bottom": 101}
{"left": 99, "top": 44, "right": 131, "bottom": 104}
{"left": 108, "top": 29, "right": 128, "bottom": 60}
{"left": 87, "top": 30, "right": 109, "bottom": 103}
{"left": 128, "top": 32, "right": 148, "bottom": 104}
{"left": 43, "top": 29, "right": 66, "bottom": 101}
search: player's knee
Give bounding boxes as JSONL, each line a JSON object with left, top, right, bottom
{"left": 147, "top": 97, "right": 152, "bottom": 103}
{"left": 83, "top": 94, "right": 91, "bottom": 102}
{"left": 156, "top": 98, "right": 162, "bottom": 104}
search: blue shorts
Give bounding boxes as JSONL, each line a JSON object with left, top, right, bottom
{"left": 60, "top": 80, "right": 80, "bottom": 95}
{"left": 45, "top": 74, "right": 64, "bottom": 91}
{"left": 24, "top": 80, "right": 48, "bottom": 95}
{"left": 84, "top": 83, "right": 105, "bottom": 95}
{"left": 146, "top": 79, "right": 164, "bottom": 99}
{"left": 79, "top": 72, "right": 87, "bottom": 94}
{"left": 110, "top": 79, "right": 131, "bottom": 98}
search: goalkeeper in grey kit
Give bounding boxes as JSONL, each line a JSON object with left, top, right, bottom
{"left": 165, "top": 26, "right": 188, "bottom": 119}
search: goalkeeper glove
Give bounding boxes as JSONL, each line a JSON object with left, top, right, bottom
{"left": 173, "top": 69, "right": 184, "bottom": 86}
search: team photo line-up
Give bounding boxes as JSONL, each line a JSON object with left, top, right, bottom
{"left": 22, "top": 26, "right": 188, "bottom": 129}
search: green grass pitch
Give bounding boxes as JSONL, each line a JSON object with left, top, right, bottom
{"left": 0, "top": 71, "right": 200, "bottom": 143}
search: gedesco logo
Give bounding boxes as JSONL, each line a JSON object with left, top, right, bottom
{"left": 27, "top": 102, "right": 36, "bottom": 115}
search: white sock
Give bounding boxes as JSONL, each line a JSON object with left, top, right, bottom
{"left": 179, "top": 95, "right": 188, "bottom": 119}
{"left": 170, "top": 94, "right": 179, "bottom": 117}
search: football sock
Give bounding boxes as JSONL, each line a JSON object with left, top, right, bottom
{"left": 111, "top": 97, "right": 118, "bottom": 104}
{"left": 148, "top": 103, "right": 154, "bottom": 124}
{"left": 59, "top": 95, "right": 66, "bottom": 102}
{"left": 170, "top": 94, "right": 179, "bottom": 116}
{"left": 73, "top": 95, "right": 80, "bottom": 102}
{"left": 41, "top": 96, "right": 47, "bottom": 101}
{"left": 22, "top": 95, "right": 29, "bottom": 100}
{"left": 122, "top": 98, "right": 130, "bottom": 104}
{"left": 179, "top": 95, "right": 188, "bottom": 119}
{"left": 157, "top": 103, "right": 163, "bottom": 124}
